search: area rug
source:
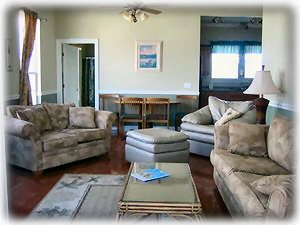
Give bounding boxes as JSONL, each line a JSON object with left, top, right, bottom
{"left": 28, "top": 174, "right": 126, "bottom": 221}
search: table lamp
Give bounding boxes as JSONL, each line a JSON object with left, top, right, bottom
{"left": 243, "top": 66, "right": 280, "bottom": 124}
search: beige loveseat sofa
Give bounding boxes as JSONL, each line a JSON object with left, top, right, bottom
{"left": 180, "top": 96, "right": 256, "bottom": 156}
{"left": 5, "top": 103, "right": 116, "bottom": 173}
{"left": 210, "top": 116, "right": 295, "bottom": 219}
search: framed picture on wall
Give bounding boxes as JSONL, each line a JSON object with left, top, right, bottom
{"left": 135, "top": 41, "right": 162, "bottom": 71}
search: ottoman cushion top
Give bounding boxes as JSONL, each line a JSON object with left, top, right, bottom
{"left": 127, "top": 128, "right": 188, "bottom": 144}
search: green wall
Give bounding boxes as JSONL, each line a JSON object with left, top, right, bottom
{"left": 266, "top": 105, "right": 294, "bottom": 125}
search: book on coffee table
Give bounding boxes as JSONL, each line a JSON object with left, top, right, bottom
{"left": 131, "top": 168, "right": 170, "bottom": 182}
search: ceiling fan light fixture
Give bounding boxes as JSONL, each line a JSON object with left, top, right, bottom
{"left": 121, "top": 11, "right": 131, "bottom": 21}
{"left": 140, "top": 12, "right": 149, "bottom": 21}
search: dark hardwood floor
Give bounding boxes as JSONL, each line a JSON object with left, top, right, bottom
{"left": 7, "top": 135, "right": 230, "bottom": 219}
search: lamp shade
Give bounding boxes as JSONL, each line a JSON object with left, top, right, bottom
{"left": 243, "top": 70, "right": 280, "bottom": 95}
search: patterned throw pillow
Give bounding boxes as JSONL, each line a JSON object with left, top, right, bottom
{"left": 267, "top": 116, "right": 294, "bottom": 172}
{"left": 69, "top": 107, "right": 96, "bottom": 128}
{"left": 228, "top": 122, "right": 268, "bottom": 157}
{"left": 43, "top": 103, "right": 75, "bottom": 130}
{"left": 215, "top": 108, "right": 242, "bottom": 126}
{"left": 251, "top": 175, "right": 294, "bottom": 195}
{"left": 16, "top": 106, "right": 52, "bottom": 132}
{"left": 214, "top": 124, "right": 229, "bottom": 150}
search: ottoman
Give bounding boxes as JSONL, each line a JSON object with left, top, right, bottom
{"left": 125, "top": 128, "right": 190, "bottom": 163}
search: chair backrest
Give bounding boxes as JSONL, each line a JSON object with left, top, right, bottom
{"left": 145, "top": 98, "right": 170, "bottom": 125}
{"left": 99, "top": 94, "right": 121, "bottom": 112}
{"left": 176, "top": 95, "right": 198, "bottom": 114}
{"left": 119, "top": 97, "right": 144, "bottom": 117}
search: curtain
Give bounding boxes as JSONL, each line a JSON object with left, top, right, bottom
{"left": 82, "top": 57, "right": 95, "bottom": 107}
{"left": 245, "top": 45, "right": 262, "bottom": 54}
{"left": 19, "top": 9, "right": 38, "bottom": 106}
{"left": 211, "top": 41, "right": 261, "bottom": 54}
{"left": 212, "top": 45, "right": 240, "bottom": 54}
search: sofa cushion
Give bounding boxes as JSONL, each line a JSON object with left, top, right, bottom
{"left": 215, "top": 108, "right": 242, "bottom": 126}
{"left": 250, "top": 175, "right": 294, "bottom": 195}
{"left": 6, "top": 105, "right": 28, "bottom": 118}
{"left": 214, "top": 124, "right": 229, "bottom": 150}
{"left": 180, "top": 123, "right": 214, "bottom": 135}
{"left": 43, "top": 103, "right": 75, "bottom": 130}
{"left": 267, "top": 116, "right": 294, "bottom": 172}
{"left": 225, "top": 171, "right": 268, "bottom": 217}
{"left": 64, "top": 128, "right": 105, "bottom": 143}
{"left": 69, "top": 107, "right": 96, "bottom": 128}
{"left": 127, "top": 128, "right": 188, "bottom": 144}
{"left": 16, "top": 106, "right": 52, "bottom": 132}
{"left": 181, "top": 105, "right": 212, "bottom": 125}
{"left": 228, "top": 122, "right": 268, "bottom": 157}
{"left": 41, "top": 131, "right": 78, "bottom": 152}
{"left": 126, "top": 136, "right": 189, "bottom": 154}
{"left": 208, "top": 96, "right": 254, "bottom": 123}
{"left": 232, "top": 108, "right": 257, "bottom": 124}
{"left": 210, "top": 149, "right": 289, "bottom": 178}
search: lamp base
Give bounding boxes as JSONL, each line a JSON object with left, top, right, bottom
{"left": 254, "top": 97, "right": 269, "bottom": 124}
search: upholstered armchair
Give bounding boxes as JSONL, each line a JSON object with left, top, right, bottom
{"left": 5, "top": 103, "right": 116, "bottom": 173}
{"left": 180, "top": 96, "right": 256, "bottom": 156}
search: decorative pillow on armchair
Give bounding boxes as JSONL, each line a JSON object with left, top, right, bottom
{"left": 228, "top": 122, "right": 268, "bottom": 157}
{"left": 69, "top": 107, "right": 96, "bottom": 128}
{"left": 208, "top": 96, "right": 254, "bottom": 123}
{"left": 215, "top": 108, "right": 242, "bottom": 126}
{"left": 181, "top": 105, "right": 212, "bottom": 125}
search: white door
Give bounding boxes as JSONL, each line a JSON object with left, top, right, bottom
{"left": 62, "top": 44, "right": 80, "bottom": 106}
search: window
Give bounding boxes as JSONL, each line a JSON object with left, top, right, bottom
{"left": 211, "top": 53, "right": 239, "bottom": 78}
{"left": 244, "top": 53, "right": 262, "bottom": 78}
{"left": 18, "top": 10, "right": 41, "bottom": 105}
{"left": 211, "top": 41, "right": 262, "bottom": 80}
{"left": 244, "top": 45, "right": 262, "bottom": 78}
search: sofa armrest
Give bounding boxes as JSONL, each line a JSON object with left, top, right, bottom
{"left": 95, "top": 110, "right": 116, "bottom": 152}
{"left": 181, "top": 105, "right": 213, "bottom": 125}
{"left": 95, "top": 110, "right": 116, "bottom": 129}
{"left": 266, "top": 177, "right": 295, "bottom": 219}
{"left": 5, "top": 116, "right": 40, "bottom": 140}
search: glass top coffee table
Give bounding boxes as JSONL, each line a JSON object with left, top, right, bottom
{"left": 118, "top": 162, "right": 202, "bottom": 222}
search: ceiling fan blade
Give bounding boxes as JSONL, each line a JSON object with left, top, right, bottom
{"left": 141, "top": 7, "right": 161, "bottom": 15}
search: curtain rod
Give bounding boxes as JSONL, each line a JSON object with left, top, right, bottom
{"left": 20, "top": 7, "right": 48, "bottom": 22}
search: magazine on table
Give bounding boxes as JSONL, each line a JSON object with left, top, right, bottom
{"left": 131, "top": 168, "right": 170, "bottom": 182}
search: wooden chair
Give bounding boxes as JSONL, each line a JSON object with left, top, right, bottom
{"left": 119, "top": 97, "right": 145, "bottom": 136}
{"left": 99, "top": 94, "right": 121, "bottom": 134}
{"left": 175, "top": 95, "right": 198, "bottom": 131}
{"left": 144, "top": 98, "right": 170, "bottom": 129}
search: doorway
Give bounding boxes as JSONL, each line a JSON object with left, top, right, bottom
{"left": 56, "top": 39, "right": 99, "bottom": 109}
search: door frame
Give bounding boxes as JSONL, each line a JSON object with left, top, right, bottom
{"left": 56, "top": 38, "right": 99, "bottom": 109}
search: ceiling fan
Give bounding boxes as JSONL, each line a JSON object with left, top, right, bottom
{"left": 120, "top": 4, "right": 162, "bottom": 23}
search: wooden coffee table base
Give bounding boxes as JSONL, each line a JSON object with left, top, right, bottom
{"left": 117, "top": 163, "right": 202, "bottom": 222}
